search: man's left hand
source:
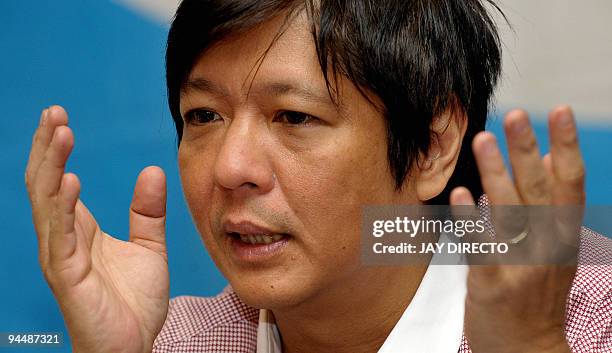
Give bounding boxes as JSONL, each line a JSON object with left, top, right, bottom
{"left": 450, "top": 105, "right": 584, "bottom": 353}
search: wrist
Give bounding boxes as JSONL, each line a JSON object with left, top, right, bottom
{"left": 523, "top": 336, "right": 570, "bottom": 353}
{"left": 471, "top": 329, "right": 570, "bottom": 353}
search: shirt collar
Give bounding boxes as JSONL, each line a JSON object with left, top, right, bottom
{"left": 256, "top": 232, "right": 467, "bottom": 353}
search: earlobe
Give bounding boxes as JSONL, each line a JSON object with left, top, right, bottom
{"left": 415, "top": 105, "right": 468, "bottom": 201}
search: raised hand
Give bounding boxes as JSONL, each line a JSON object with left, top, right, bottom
{"left": 25, "top": 106, "right": 170, "bottom": 353}
{"left": 451, "top": 105, "right": 583, "bottom": 353}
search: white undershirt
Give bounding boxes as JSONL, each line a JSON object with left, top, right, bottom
{"left": 256, "top": 233, "right": 468, "bottom": 353}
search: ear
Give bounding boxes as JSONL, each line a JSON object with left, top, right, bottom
{"left": 415, "top": 103, "right": 468, "bottom": 201}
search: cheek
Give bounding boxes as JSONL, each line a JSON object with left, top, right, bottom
{"left": 279, "top": 131, "right": 394, "bottom": 265}
{"left": 178, "top": 144, "right": 216, "bottom": 235}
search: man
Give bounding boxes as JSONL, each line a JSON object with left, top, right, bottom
{"left": 25, "top": 0, "right": 611, "bottom": 352}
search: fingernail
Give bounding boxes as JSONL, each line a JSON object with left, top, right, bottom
{"left": 455, "top": 192, "right": 472, "bottom": 206}
{"left": 40, "top": 109, "right": 48, "bottom": 126}
{"left": 512, "top": 119, "right": 529, "bottom": 135}
{"left": 482, "top": 137, "right": 497, "bottom": 156}
{"left": 558, "top": 110, "right": 574, "bottom": 128}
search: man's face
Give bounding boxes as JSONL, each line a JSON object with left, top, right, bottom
{"left": 178, "top": 12, "right": 420, "bottom": 309}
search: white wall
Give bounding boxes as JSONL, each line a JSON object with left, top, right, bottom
{"left": 493, "top": 0, "right": 612, "bottom": 122}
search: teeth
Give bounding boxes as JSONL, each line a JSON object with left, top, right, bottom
{"left": 237, "top": 234, "right": 284, "bottom": 245}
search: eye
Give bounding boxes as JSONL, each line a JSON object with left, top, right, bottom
{"left": 275, "top": 111, "right": 319, "bottom": 125}
{"left": 183, "top": 109, "right": 221, "bottom": 125}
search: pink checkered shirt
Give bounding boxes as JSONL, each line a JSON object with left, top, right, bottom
{"left": 153, "top": 208, "right": 612, "bottom": 352}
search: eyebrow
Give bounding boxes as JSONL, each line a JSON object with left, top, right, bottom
{"left": 182, "top": 77, "right": 341, "bottom": 110}
{"left": 182, "top": 77, "right": 228, "bottom": 97}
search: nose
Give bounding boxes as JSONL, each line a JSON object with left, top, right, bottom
{"left": 213, "top": 118, "right": 275, "bottom": 194}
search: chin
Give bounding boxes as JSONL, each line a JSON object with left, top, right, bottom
{"left": 226, "top": 269, "right": 317, "bottom": 311}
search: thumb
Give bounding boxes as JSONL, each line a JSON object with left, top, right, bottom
{"left": 129, "top": 166, "right": 167, "bottom": 260}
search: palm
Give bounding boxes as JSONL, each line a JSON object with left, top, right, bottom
{"left": 53, "top": 200, "right": 169, "bottom": 353}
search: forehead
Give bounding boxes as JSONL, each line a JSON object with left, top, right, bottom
{"left": 186, "top": 11, "right": 326, "bottom": 97}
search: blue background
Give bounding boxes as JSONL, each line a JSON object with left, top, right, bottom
{"left": 0, "top": 1, "right": 610, "bottom": 352}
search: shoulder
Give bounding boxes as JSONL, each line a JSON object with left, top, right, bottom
{"left": 152, "top": 286, "right": 259, "bottom": 353}
{"left": 565, "top": 227, "right": 612, "bottom": 352}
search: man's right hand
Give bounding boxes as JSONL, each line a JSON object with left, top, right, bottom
{"left": 25, "top": 106, "right": 170, "bottom": 353}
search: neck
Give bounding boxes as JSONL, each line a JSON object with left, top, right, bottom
{"left": 272, "top": 265, "right": 428, "bottom": 353}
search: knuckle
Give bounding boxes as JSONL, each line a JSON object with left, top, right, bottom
{"left": 30, "top": 193, "right": 40, "bottom": 208}
{"left": 561, "top": 131, "right": 579, "bottom": 146}
{"left": 43, "top": 258, "right": 58, "bottom": 281}
{"left": 516, "top": 136, "right": 538, "bottom": 153}
{"left": 485, "top": 160, "right": 507, "bottom": 177}
{"left": 560, "top": 166, "right": 585, "bottom": 186}
{"left": 521, "top": 177, "right": 549, "bottom": 200}
{"left": 42, "top": 268, "right": 59, "bottom": 291}
{"left": 39, "top": 258, "right": 49, "bottom": 277}
{"left": 24, "top": 168, "right": 35, "bottom": 191}
{"left": 39, "top": 255, "right": 55, "bottom": 284}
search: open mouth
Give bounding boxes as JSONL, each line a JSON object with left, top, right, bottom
{"left": 228, "top": 232, "right": 289, "bottom": 245}
{"left": 223, "top": 220, "right": 292, "bottom": 260}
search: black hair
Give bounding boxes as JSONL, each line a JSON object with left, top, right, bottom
{"left": 166, "top": 0, "right": 505, "bottom": 204}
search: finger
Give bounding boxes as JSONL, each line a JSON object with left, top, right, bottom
{"left": 449, "top": 187, "right": 478, "bottom": 241}
{"left": 25, "top": 108, "right": 49, "bottom": 193}
{"left": 26, "top": 106, "right": 69, "bottom": 195}
{"left": 32, "top": 125, "right": 75, "bottom": 236}
{"left": 451, "top": 187, "right": 501, "bottom": 265}
{"left": 473, "top": 132, "right": 530, "bottom": 249}
{"left": 548, "top": 106, "right": 585, "bottom": 205}
{"left": 129, "top": 166, "right": 167, "bottom": 261}
{"left": 546, "top": 106, "right": 584, "bottom": 256}
{"left": 48, "top": 173, "right": 81, "bottom": 271}
{"left": 74, "top": 199, "right": 99, "bottom": 251}
{"left": 472, "top": 132, "right": 521, "bottom": 205}
{"left": 504, "top": 110, "right": 551, "bottom": 205}
{"left": 450, "top": 186, "right": 475, "bottom": 206}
